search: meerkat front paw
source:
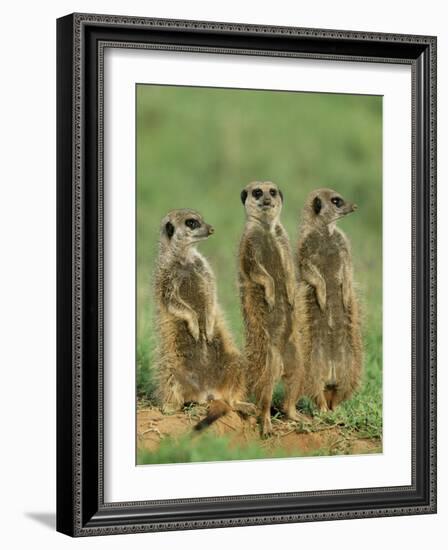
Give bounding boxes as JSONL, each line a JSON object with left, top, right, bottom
{"left": 286, "top": 284, "right": 296, "bottom": 308}
{"left": 265, "top": 289, "right": 276, "bottom": 311}
{"left": 316, "top": 288, "right": 326, "bottom": 312}
{"left": 188, "top": 318, "right": 200, "bottom": 341}
{"left": 205, "top": 319, "right": 215, "bottom": 343}
{"left": 342, "top": 283, "right": 351, "bottom": 311}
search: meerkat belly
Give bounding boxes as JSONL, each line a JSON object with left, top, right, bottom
{"left": 167, "top": 270, "right": 210, "bottom": 380}
{"left": 309, "top": 249, "right": 350, "bottom": 386}
{"left": 245, "top": 235, "right": 291, "bottom": 341}
{"left": 175, "top": 268, "right": 231, "bottom": 395}
{"left": 178, "top": 272, "right": 209, "bottom": 332}
{"left": 260, "top": 235, "right": 291, "bottom": 309}
{"left": 319, "top": 242, "right": 345, "bottom": 316}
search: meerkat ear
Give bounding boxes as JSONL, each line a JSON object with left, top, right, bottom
{"left": 313, "top": 196, "right": 322, "bottom": 215}
{"left": 279, "top": 190, "right": 284, "bottom": 202}
{"left": 165, "top": 221, "right": 175, "bottom": 238}
{"left": 240, "top": 190, "right": 248, "bottom": 204}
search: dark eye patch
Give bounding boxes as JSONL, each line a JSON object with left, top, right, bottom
{"left": 165, "top": 221, "right": 175, "bottom": 238}
{"left": 331, "top": 197, "right": 344, "bottom": 207}
{"left": 185, "top": 218, "right": 201, "bottom": 230}
{"left": 252, "top": 188, "right": 263, "bottom": 199}
{"left": 269, "top": 188, "right": 277, "bottom": 197}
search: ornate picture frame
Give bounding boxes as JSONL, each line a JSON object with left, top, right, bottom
{"left": 56, "top": 13, "right": 436, "bottom": 536}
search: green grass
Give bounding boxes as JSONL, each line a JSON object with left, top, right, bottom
{"left": 137, "top": 432, "right": 329, "bottom": 465}
{"left": 136, "top": 85, "right": 382, "bottom": 460}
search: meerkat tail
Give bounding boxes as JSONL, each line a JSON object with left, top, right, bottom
{"left": 193, "top": 399, "right": 232, "bottom": 432}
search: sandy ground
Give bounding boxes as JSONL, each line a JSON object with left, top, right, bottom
{"left": 137, "top": 404, "right": 382, "bottom": 460}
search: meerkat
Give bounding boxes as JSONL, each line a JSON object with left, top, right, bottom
{"left": 238, "top": 181, "right": 304, "bottom": 437}
{"left": 295, "top": 188, "right": 363, "bottom": 411}
{"left": 153, "top": 208, "right": 252, "bottom": 428}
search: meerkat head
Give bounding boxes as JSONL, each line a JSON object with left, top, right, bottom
{"left": 160, "top": 209, "right": 214, "bottom": 252}
{"left": 305, "top": 188, "right": 357, "bottom": 227}
{"left": 240, "top": 181, "right": 284, "bottom": 224}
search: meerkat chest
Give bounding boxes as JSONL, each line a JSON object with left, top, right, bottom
{"left": 177, "top": 259, "right": 214, "bottom": 307}
{"left": 309, "top": 233, "right": 345, "bottom": 280}
{"left": 256, "top": 232, "right": 285, "bottom": 278}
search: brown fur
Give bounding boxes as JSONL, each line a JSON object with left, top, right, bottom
{"left": 154, "top": 209, "right": 252, "bottom": 427}
{"left": 239, "top": 182, "right": 304, "bottom": 436}
{"left": 295, "top": 189, "right": 363, "bottom": 411}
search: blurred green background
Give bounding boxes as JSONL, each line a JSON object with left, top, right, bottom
{"left": 136, "top": 85, "right": 382, "bottom": 430}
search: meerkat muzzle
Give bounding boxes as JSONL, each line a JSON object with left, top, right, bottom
{"left": 343, "top": 203, "right": 357, "bottom": 215}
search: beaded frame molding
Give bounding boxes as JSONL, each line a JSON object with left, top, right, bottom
{"left": 56, "top": 13, "right": 437, "bottom": 537}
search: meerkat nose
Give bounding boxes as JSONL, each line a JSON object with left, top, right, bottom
{"left": 352, "top": 204, "right": 358, "bottom": 211}
{"left": 208, "top": 225, "right": 215, "bottom": 234}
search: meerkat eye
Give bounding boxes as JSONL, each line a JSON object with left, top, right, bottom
{"left": 331, "top": 197, "right": 344, "bottom": 207}
{"left": 252, "top": 188, "right": 263, "bottom": 199}
{"left": 269, "top": 189, "right": 277, "bottom": 197}
{"left": 185, "top": 218, "right": 201, "bottom": 230}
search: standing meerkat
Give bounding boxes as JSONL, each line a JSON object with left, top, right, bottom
{"left": 154, "top": 209, "right": 252, "bottom": 427}
{"left": 239, "top": 181, "right": 304, "bottom": 436}
{"left": 295, "top": 188, "right": 363, "bottom": 411}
